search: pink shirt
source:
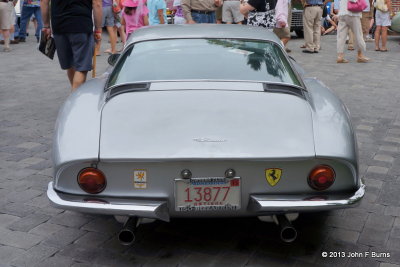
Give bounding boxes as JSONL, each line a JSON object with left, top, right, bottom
{"left": 122, "top": 6, "right": 149, "bottom": 35}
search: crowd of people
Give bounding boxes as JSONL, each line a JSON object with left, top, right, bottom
{"left": 0, "top": 0, "right": 398, "bottom": 89}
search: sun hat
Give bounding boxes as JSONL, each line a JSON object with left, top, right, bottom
{"left": 123, "top": 0, "right": 139, "bottom": 7}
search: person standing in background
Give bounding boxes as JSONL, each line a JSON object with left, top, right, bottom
{"left": 182, "top": 0, "right": 222, "bottom": 23}
{"left": 0, "top": 0, "right": 18, "bottom": 48}
{"left": 374, "top": 0, "right": 393, "bottom": 51}
{"left": 301, "top": 0, "right": 324, "bottom": 53}
{"left": 17, "top": 0, "right": 42, "bottom": 42}
{"left": 114, "top": 0, "right": 127, "bottom": 48}
{"left": 148, "top": 0, "right": 167, "bottom": 25}
{"left": 336, "top": 0, "right": 369, "bottom": 63}
{"left": 0, "top": 0, "right": 14, "bottom": 51}
{"left": 96, "top": 0, "right": 118, "bottom": 54}
{"left": 361, "top": 0, "right": 374, "bottom": 41}
{"left": 41, "top": 0, "right": 103, "bottom": 91}
{"left": 274, "top": 0, "right": 292, "bottom": 52}
{"left": 122, "top": 0, "right": 149, "bottom": 40}
{"left": 173, "top": 0, "right": 187, "bottom": 24}
{"left": 240, "top": 0, "right": 277, "bottom": 29}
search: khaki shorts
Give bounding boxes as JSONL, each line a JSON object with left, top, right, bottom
{"left": 0, "top": 2, "right": 13, "bottom": 30}
{"left": 222, "top": 1, "right": 244, "bottom": 23}
{"left": 273, "top": 27, "right": 291, "bottom": 39}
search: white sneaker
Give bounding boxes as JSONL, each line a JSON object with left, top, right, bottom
{"left": 365, "top": 35, "right": 374, "bottom": 42}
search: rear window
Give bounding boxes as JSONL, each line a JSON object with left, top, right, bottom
{"left": 107, "top": 38, "right": 301, "bottom": 87}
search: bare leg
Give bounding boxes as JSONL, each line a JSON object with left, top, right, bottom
{"left": 324, "top": 26, "right": 336, "bottom": 35}
{"left": 281, "top": 37, "right": 290, "bottom": 46}
{"left": 2, "top": 29, "right": 10, "bottom": 51}
{"left": 117, "top": 26, "right": 126, "bottom": 46}
{"left": 381, "top": 26, "right": 388, "bottom": 50}
{"left": 106, "top": 26, "right": 117, "bottom": 54}
{"left": 67, "top": 68, "right": 75, "bottom": 86}
{"left": 71, "top": 71, "right": 88, "bottom": 92}
{"left": 9, "top": 25, "right": 14, "bottom": 40}
{"left": 337, "top": 52, "right": 348, "bottom": 63}
{"left": 357, "top": 50, "right": 369, "bottom": 62}
{"left": 375, "top": 25, "right": 381, "bottom": 50}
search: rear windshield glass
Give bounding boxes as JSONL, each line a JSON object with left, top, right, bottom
{"left": 107, "top": 39, "right": 301, "bottom": 87}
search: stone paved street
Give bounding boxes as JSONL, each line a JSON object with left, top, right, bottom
{"left": 1, "top": 29, "right": 400, "bottom": 267}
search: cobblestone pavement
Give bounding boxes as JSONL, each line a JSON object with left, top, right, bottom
{"left": 1, "top": 29, "right": 400, "bottom": 267}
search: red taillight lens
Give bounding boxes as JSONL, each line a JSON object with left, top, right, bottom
{"left": 77, "top": 168, "right": 106, "bottom": 194}
{"left": 308, "top": 165, "right": 335, "bottom": 191}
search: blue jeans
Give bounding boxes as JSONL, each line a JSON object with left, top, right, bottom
{"left": 191, "top": 11, "right": 216, "bottom": 23}
{"left": 18, "top": 6, "right": 43, "bottom": 40}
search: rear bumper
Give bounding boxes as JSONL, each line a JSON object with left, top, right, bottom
{"left": 47, "top": 182, "right": 170, "bottom": 222}
{"left": 248, "top": 184, "right": 365, "bottom": 212}
{"left": 47, "top": 182, "right": 365, "bottom": 221}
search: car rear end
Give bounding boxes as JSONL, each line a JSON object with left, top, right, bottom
{"left": 49, "top": 83, "right": 363, "bottom": 221}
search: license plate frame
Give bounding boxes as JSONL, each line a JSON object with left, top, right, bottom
{"left": 174, "top": 177, "right": 241, "bottom": 212}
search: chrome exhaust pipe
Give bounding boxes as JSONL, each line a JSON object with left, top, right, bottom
{"left": 274, "top": 215, "right": 297, "bottom": 243}
{"left": 118, "top": 217, "right": 138, "bottom": 246}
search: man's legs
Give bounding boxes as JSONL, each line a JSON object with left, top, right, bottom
{"left": 313, "top": 7, "right": 322, "bottom": 51}
{"left": 18, "top": 6, "right": 33, "bottom": 40}
{"left": 67, "top": 68, "right": 88, "bottom": 92}
{"left": 303, "top": 7, "right": 316, "bottom": 52}
{"left": 33, "top": 7, "right": 43, "bottom": 41}
{"left": 191, "top": 12, "right": 215, "bottom": 23}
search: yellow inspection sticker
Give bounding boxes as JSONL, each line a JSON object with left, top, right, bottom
{"left": 133, "top": 169, "right": 147, "bottom": 189}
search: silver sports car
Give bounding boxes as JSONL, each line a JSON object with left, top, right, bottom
{"left": 47, "top": 25, "right": 365, "bottom": 244}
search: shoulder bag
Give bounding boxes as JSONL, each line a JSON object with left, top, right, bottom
{"left": 347, "top": 0, "right": 368, "bottom": 12}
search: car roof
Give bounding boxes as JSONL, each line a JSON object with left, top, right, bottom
{"left": 127, "top": 24, "right": 283, "bottom": 46}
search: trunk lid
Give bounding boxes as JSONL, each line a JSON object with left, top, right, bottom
{"left": 99, "top": 88, "right": 315, "bottom": 160}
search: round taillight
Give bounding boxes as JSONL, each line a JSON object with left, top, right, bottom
{"left": 308, "top": 165, "right": 335, "bottom": 191}
{"left": 77, "top": 168, "right": 107, "bottom": 194}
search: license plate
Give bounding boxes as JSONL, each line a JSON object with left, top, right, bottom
{"left": 175, "top": 177, "right": 241, "bottom": 212}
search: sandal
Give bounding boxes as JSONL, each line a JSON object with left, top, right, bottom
{"left": 337, "top": 58, "right": 349, "bottom": 63}
{"left": 380, "top": 49, "right": 388, "bottom": 52}
{"left": 357, "top": 57, "right": 370, "bottom": 63}
{"left": 375, "top": 47, "right": 381, "bottom": 51}
{"left": 104, "top": 49, "right": 112, "bottom": 54}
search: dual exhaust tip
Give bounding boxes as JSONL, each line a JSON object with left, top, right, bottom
{"left": 275, "top": 215, "right": 298, "bottom": 243}
{"left": 117, "top": 215, "right": 297, "bottom": 246}
{"left": 118, "top": 217, "right": 137, "bottom": 246}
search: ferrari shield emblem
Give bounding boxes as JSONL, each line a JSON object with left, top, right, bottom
{"left": 265, "top": 168, "right": 282, "bottom": 186}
